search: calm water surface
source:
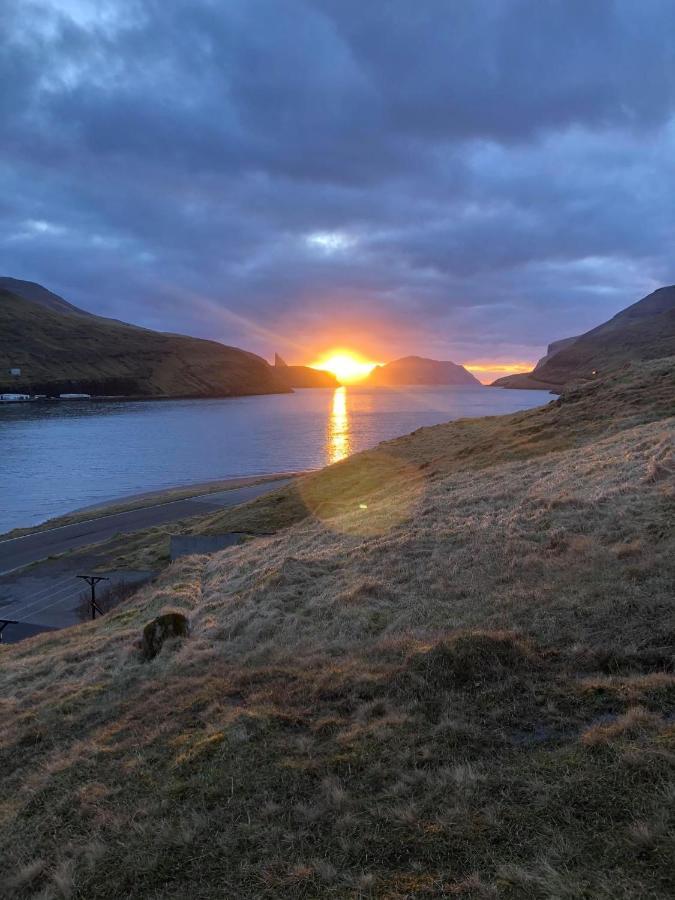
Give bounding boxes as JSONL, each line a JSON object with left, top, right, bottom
{"left": 0, "top": 386, "right": 548, "bottom": 531}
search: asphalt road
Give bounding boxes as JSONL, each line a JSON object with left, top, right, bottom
{"left": 0, "top": 558, "right": 158, "bottom": 637}
{"left": 0, "top": 477, "right": 291, "bottom": 576}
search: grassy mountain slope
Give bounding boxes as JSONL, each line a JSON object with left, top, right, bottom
{"left": 1, "top": 358, "right": 674, "bottom": 898}
{"left": 0, "top": 276, "right": 93, "bottom": 317}
{"left": 0, "top": 287, "right": 289, "bottom": 398}
{"left": 532, "top": 335, "right": 579, "bottom": 372}
{"left": 494, "top": 285, "right": 675, "bottom": 390}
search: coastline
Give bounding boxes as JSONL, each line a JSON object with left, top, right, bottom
{"left": 0, "top": 471, "right": 306, "bottom": 541}
{"left": 0, "top": 389, "right": 294, "bottom": 405}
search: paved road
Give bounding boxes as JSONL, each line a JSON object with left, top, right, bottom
{"left": 0, "top": 558, "right": 156, "bottom": 638}
{"left": 0, "top": 478, "right": 291, "bottom": 576}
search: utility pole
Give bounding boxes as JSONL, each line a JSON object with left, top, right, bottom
{"left": 0, "top": 620, "right": 18, "bottom": 642}
{"left": 77, "top": 575, "right": 109, "bottom": 620}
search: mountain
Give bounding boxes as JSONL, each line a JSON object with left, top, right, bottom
{"left": 0, "top": 280, "right": 290, "bottom": 398}
{"left": 366, "top": 355, "right": 481, "bottom": 386}
{"left": 532, "top": 335, "right": 580, "bottom": 372}
{"left": 0, "top": 276, "right": 93, "bottom": 317}
{"left": 493, "top": 285, "right": 675, "bottom": 390}
{"left": 273, "top": 353, "right": 339, "bottom": 388}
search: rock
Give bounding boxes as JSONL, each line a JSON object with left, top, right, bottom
{"left": 141, "top": 612, "right": 189, "bottom": 660}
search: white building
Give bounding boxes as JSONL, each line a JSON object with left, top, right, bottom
{"left": 0, "top": 393, "right": 31, "bottom": 402}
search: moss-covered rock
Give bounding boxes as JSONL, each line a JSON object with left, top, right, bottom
{"left": 141, "top": 612, "right": 189, "bottom": 660}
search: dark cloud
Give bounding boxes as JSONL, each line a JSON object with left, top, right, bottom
{"left": 2, "top": 0, "right": 675, "bottom": 371}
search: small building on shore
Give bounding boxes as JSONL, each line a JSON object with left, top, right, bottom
{"left": 0, "top": 393, "right": 31, "bottom": 402}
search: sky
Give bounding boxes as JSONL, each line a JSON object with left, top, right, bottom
{"left": 2, "top": 0, "right": 675, "bottom": 381}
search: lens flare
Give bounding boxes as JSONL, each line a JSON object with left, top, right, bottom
{"left": 298, "top": 448, "right": 427, "bottom": 537}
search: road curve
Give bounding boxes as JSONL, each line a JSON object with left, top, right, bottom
{"left": 0, "top": 478, "right": 291, "bottom": 576}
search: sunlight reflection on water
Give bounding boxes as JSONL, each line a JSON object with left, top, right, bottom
{"left": 328, "top": 386, "right": 351, "bottom": 463}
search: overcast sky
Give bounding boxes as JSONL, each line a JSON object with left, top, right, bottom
{"left": 2, "top": 0, "right": 675, "bottom": 378}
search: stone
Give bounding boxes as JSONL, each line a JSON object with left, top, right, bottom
{"left": 141, "top": 612, "right": 189, "bottom": 660}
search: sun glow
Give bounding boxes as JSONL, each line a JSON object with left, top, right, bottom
{"left": 327, "top": 386, "right": 350, "bottom": 464}
{"left": 464, "top": 360, "right": 536, "bottom": 384}
{"left": 310, "top": 350, "right": 380, "bottom": 384}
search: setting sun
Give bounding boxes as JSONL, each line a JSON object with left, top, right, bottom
{"left": 310, "top": 350, "right": 380, "bottom": 384}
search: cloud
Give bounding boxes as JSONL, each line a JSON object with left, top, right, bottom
{"left": 1, "top": 0, "right": 675, "bottom": 366}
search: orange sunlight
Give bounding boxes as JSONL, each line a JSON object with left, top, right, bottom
{"left": 310, "top": 349, "right": 381, "bottom": 384}
{"left": 464, "top": 360, "right": 535, "bottom": 384}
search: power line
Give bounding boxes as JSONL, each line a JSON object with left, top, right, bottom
{"left": 0, "top": 620, "right": 18, "bottom": 641}
{"left": 13, "top": 588, "right": 88, "bottom": 622}
{"left": 2, "top": 574, "right": 113, "bottom": 636}
{"left": 2, "top": 574, "right": 74, "bottom": 607}
{"left": 6, "top": 582, "right": 81, "bottom": 620}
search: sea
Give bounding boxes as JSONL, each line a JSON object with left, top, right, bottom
{"left": 0, "top": 385, "right": 548, "bottom": 532}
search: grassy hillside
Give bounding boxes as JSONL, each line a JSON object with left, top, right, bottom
{"left": 494, "top": 285, "right": 675, "bottom": 390}
{"left": 1, "top": 359, "right": 674, "bottom": 898}
{"left": 0, "top": 287, "right": 289, "bottom": 398}
{"left": 0, "top": 276, "right": 93, "bottom": 317}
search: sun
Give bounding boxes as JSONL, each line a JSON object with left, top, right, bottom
{"left": 310, "top": 350, "right": 380, "bottom": 384}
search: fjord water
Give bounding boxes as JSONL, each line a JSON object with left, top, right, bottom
{"left": 0, "top": 385, "right": 547, "bottom": 532}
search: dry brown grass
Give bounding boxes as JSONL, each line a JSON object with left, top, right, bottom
{"left": 1, "top": 358, "right": 674, "bottom": 898}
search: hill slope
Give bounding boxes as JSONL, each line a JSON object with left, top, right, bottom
{"left": 0, "top": 285, "right": 289, "bottom": 398}
{"left": 532, "top": 334, "right": 579, "bottom": 372}
{"left": 367, "top": 355, "right": 481, "bottom": 386}
{"left": 0, "top": 276, "right": 92, "bottom": 317}
{"left": 494, "top": 285, "right": 675, "bottom": 389}
{"left": 2, "top": 357, "right": 673, "bottom": 897}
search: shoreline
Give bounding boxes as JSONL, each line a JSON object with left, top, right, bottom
{"left": 0, "top": 471, "right": 306, "bottom": 542}
{"left": 71, "top": 470, "right": 306, "bottom": 514}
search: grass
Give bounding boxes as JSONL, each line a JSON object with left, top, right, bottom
{"left": 0, "top": 358, "right": 673, "bottom": 898}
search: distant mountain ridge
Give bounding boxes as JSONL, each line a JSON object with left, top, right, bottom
{"left": 366, "top": 355, "right": 481, "bottom": 386}
{"left": 0, "top": 278, "right": 290, "bottom": 398}
{"left": 273, "top": 353, "right": 339, "bottom": 388}
{"left": 0, "top": 277, "right": 93, "bottom": 317}
{"left": 493, "top": 286, "right": 675, "bottom": 390}
{"left": 533, "top": 335, "right": 580, "bottom": 372}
